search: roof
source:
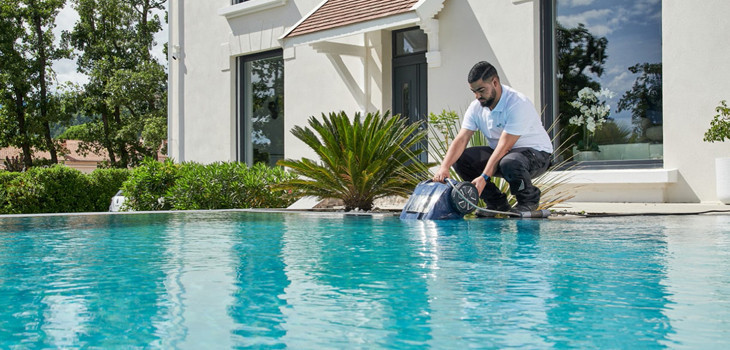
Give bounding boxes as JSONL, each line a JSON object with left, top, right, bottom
{"left": 0, "top": 140, "right": 167, "bottom": 172}
{"left": 285, "top": 0, "right": 420, "bottom": 38}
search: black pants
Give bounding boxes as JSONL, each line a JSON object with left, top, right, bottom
{"left": 453, "top": 147, "right": 551, "bottom": 205}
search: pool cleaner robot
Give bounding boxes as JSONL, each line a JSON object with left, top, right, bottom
{"left": 400, "top": 179, "right": 550, "bottom": 220}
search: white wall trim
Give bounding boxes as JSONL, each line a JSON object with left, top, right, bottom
{"left": 413, "top": 0, "right": 446, "bottom": 67}
{"left": 413, "top": 0, "right": 446, "bottom": 20}
{"left": 551, "top": 168, "right": 678, "bottom": 185}
{"left": 549, "top": 168, "right": 679, "bottom": 203}
{"left": 419, "top": 18, "right": 441, "bottom": 67}
{"left": 218, "top": 0, "right": 287, "bottom": 19}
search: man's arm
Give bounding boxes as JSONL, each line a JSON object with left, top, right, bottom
{"left": 432, "top": 128, "right": 475, "bottom": 182}
{"left": 471, "top": 131, "right": 520, "bottom": 194}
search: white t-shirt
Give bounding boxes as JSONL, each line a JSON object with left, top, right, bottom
{"left": 462, "top": 84, "right": 553, "bottom": 153}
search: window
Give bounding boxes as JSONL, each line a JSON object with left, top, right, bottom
{"left": 543, "top": 0, "right": 662, "bottom": 166}
{"left": 236, "top": 50, "right": 284, "bottom": 166}
{"left": 394, "top": 28, "right": 428, "bottom": 56}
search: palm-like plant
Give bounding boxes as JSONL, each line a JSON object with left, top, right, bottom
{"left": 277, "top": 111, "right": 429, "bottom": 211}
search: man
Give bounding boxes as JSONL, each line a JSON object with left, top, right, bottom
{"left": 432, "top": 61, "right": 553, "bottom": 214}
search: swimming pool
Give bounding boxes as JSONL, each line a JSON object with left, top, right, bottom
{"left": 1, "top": 211, "right": 729, "bottom": 349}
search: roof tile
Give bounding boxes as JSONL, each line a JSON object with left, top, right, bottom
{"left": 287, "top": 0, "right": 420, "bottom": 37}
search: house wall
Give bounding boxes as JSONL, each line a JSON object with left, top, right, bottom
{"left": 428, "top": 0, "right": 540, "bottom": 118}
{"left": 169, "top": 0, "right": 322, "bottom": 163}
{"left": 283, "top": 31, "right": 391, "bottom": 161}
{"left": 662, "top": 0, "right": 730, "bottom": 202}
{"left": 170, "top": 0, "right": 730, "bottom": 203}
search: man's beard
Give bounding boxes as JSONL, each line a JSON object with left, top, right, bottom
{"left": 479, "top": 90, "right": 496, "bottom": 108}
{"left": 479, "top": 96, "right": 495, "bottom": 108}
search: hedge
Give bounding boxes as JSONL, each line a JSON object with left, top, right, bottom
{"left": 0, "top": 166, "right": 129, "bottom": 214}
{"left": 122, "top": 159, "right": 300, "bottom": 211}
{"left": 169, "top": 161, "right": 298, "bottom": 210}
{"left": 0, "top": 160, "right": 298, "bottom": 214}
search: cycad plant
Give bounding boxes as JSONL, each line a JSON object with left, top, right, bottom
{"left": 427, "top": 109, "right": 576, "bottom": 210}
{"left": 277, "top": 111, "right": 429, "bottom": 211}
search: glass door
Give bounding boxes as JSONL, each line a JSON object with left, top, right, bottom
{"left": 237, "top": 50, "right": 284, "bottom": 166}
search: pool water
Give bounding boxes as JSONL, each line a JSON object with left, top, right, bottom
{"left": 1, "top": 211, "right": 729, "bottom": 349}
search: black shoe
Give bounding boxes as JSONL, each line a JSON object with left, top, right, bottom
{"left": 475, "top": 199, "right": 512, "bottom": 217}
{"left": 510, "top": 202, "right": 539, "bottom": 214}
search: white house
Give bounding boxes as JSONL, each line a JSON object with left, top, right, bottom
{"left": 168, "top": 0, "right": 730, "bottom": 203}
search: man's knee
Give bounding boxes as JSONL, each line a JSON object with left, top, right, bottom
{"left": 498, "top": 153, "right": 529, "bottom": 181}
{"left": 454, "top": 147, "right": 488, "bottom": 178}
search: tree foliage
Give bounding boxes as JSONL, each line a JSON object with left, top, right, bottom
{"left": 704, "top": 100, "right": 730, "bottom": 144}
{"left": 63, "top": 0, "right": 167, "bottom": 168}
{"left": 556, "top": 22, "right": 608, "bottom": 146}
{"left": 0, "top": 0, "right": 72, "bottom": 169}
{"left": 617, "top": 62, "right": 663, "bottom": 136}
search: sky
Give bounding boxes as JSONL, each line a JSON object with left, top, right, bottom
{"left": 51, "top": 1, "right": 169, "bottom": 88}
{"left": 557, "top": 0, "right": 662, "bottom": 127}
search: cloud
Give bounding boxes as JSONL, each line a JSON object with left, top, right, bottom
{"left": 52, "top": 4, "right": 79, "bottom": 46}
{"left": 52, "top": 59, "right": 90, "bottom": 88}
{"left": 564, "top": 0, "right": 596, "bottom": 6}
{"left": 558, "top": 8, "right": 616, "bottom": 35}
{"left": 606, "top": 68, "right": 633, "bottom": 93}
{"left": 558, "top": 0, "right": 661, "bottom": 36}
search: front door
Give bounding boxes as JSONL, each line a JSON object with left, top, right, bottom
{"left": 393, "top": 28, "right": 428, "bottom": 163}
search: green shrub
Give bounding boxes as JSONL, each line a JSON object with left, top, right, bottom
{"left": 3, "top": 165, "right": 94, "bottom": 214}
{"left": 88, "top": 168, "right": 131, "bottom": 211}
{"left": 0, "top": 171, "right": 22, "bottom": 214}
{"left": 277, "top": 110, "right": 429, "bottom": 211}
{"left": 121, "top": 157, "right": 180, "bottom": 211}
{"left": 169, "top": 162, "right": 299, "bottom": 210}
{"left": 704, "top": 100, "right": 730, "bottom": 144}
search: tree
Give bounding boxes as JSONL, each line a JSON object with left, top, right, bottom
{"left": 556, "top": 22, "right": 608, "bottom": 146}
{"left": 0, "top": 0, "right": 70, "bottom": 169}
{"left": 617, "top": 63, "right": 662, "bottom": 138}
{"left": 0, "top": 2, "right": 35, "bottom": 169}
{"left": 26, "top": 0, "right": 71, "bottom": 164}
{"left": 64, "top": 0, "right": 167, "bottom": 168}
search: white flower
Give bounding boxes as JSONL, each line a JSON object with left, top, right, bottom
{"left": 252, "top": 130, "right": 271, "bottom": 146}
{"left": 568, "top": 87, "right": 613, "bottom": 129}
{"left": 586, "top": 119, "right": 596, "bottom": 132}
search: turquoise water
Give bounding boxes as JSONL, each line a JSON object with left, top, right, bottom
{"left": 1, "top": 211, "right": 730, "bottom": 349}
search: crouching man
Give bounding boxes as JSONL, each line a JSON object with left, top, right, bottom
{"left": 432, "top": 61, "right": 553, "bottom": 214}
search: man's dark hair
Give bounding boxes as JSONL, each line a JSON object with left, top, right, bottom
{"left": 468, "top": 61, "right": 498, "bottom": 83}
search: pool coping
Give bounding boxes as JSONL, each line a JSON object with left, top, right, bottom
{"left": 1, "top": 203, "right": 728, "bottom": 219}
{"left": 0, "top": 208, "right": 401, "bottom": 219}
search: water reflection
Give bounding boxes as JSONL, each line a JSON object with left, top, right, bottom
{"left": 540, "top": 218, "right": 673, "bottom": 349}
{"left": 228, "top": 213, "right": 289, "bottom": 348}
{"left": 0, "top": 214, "right": 173, "bottom": 348}
{"left": 1, "top": 213, "right": 729, "bottom": 348}
{"left": 279, "top": 215, "right": 432, "bottom": 348}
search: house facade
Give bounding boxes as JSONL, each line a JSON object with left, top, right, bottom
{"left": 168, "top": 0, "right": 730, "bottom": 203}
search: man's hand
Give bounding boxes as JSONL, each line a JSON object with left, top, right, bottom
{"left": 432, "top": 166, "right": 451, "bottom": 183}
{"left": 471, "top": 175, "right": 487, "bottom": 196}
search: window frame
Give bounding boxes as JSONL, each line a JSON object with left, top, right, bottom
{"left": 235, "top": 49, "right": 284, "bottom": 165}
{"left": 540, "top": 0, "right": 663, "bottom": 170}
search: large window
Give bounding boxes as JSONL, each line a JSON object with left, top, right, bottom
{"left": 236, "top": 50, "right": 284, "bottom": 166}
{"left": 545, "top": 0, "right": 662, "bottom": 166}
